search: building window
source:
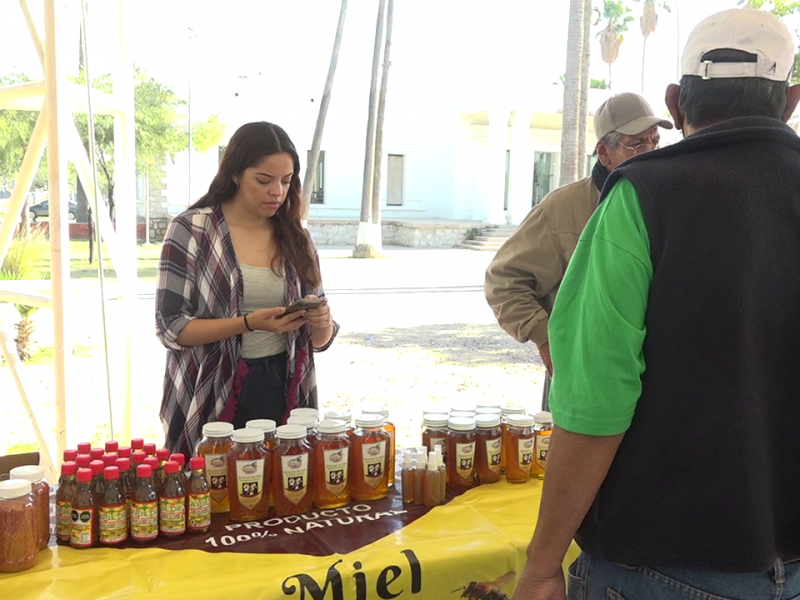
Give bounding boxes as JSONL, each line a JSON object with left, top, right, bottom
{"left": 387, "top": 154, "right": 404, "bottom": 206}
{"left": 532, "top": 151, "right": 555, "bottom": 206}
{"left": 306, "top": 150, "right": 326, "bottom": 205}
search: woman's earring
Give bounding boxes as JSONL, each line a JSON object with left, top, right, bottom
{"left": 233, "top": 177, "right": 239, "bottom": 186}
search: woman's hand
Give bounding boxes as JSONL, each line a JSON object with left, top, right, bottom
{"left": 247, "top": 307, "right": 307, "bottom": 334}
{"left": 302, "top": 295, "right": 332, "bottom": 330}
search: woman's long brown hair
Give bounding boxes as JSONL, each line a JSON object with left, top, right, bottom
{"left": 191, "top": 122, "right": 321, "bottom": 289}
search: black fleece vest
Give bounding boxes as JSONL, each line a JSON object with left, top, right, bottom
{"left": 577, "top": 117, "right": 800, "bottom": 572}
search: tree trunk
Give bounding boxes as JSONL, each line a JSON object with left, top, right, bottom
{"left": 354, "top": 0, "right": 387, "bottom": 258}
{"left": 559, "top": 0, "right": 585, "bottom": 186}
{"left": 370, "top": 0, "right": 394, "bottom": 242}
{"left": 301, "top": 0, "right": 348, "bottom": 219}
{"left": 576, "top": 0, "right": 592, "bottom": 179}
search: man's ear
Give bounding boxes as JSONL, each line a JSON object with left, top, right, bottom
{"left": 783, "top": 84, "right": 800, "bottom": 122}
{"left": 665, "top": 84, "right": 684, "bottom": 131}
{"left": 596, "top": 143, "right": 610, "bottom": 168}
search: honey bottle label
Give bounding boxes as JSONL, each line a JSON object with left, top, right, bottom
{"left": 518, "top": 437, "right": 534, "bottom": 475}
{"left": 204, "top": 454, "right": 229, "bottom": 504}
{"left": 235, "top": 458, "right": 265, "bottom": 509}
{"left": 323, "top": 447, "right": 349, "bottom": 497}
{"left": 99, "top": 504, "right": 127, "bottom": 544}
{"left": 57, "top": 500, "right": 72, "bottom": 540}
{"left": 281, "top": 454, "right": 309, "bottom": 505}
{"left": 70, "top": 507, "right": 95, "bottom": 547}
{"left": 428, "top": 436, "right": 446, "bottom": 457}
{"left": 485, "top": 438, "right": 502, "bottom": 473}
{"left": 535, "top": 431, "right": 551, "bottom": 472}
{"left": 455, "top": 442, "right": 475, "bottom": 479}
{"left": 131, "top": 501, "right": 159, "bottom": 541}
{"left": 361, "top": 440, "right": 387, "bottom": 490}
{"left": 159, "top": 496, "right": 187, "bottom": 534}
{"left": 188, "top": 492, "right": 211, "bottom": 531}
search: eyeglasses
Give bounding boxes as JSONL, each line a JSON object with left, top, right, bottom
{"left": 618, "top": 139, "right": 659, "bottom": 154}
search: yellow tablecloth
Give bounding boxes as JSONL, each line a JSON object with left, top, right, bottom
{"left": 0, "top": 479, "right": 580, "bottom": 600}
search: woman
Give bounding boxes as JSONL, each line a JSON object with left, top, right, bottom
{"left": 156, "top": 122, "right": 338, "bottom": 456}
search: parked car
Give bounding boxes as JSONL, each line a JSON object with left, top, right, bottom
{"left": 29, "top": 200, "right": 77, "bottom": 221}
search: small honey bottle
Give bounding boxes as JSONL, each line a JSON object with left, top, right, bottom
{"left": 99, "top": 467, "right": 127, "bottom": 546}
{"left": 434, "top": 445, "right": 446, "bottom": 500}
{"left": 70, "top": 468, "right": 97, "bottom": 549}
{"left": 421, "top": 414, "right": 448, "bottom": 458}
{"left": 313, "top": 419, "right": 351, "bottom": 509}
{"left": 412, "top": 451, "right": 426, "bottom": 505}
{"left": 349, "top": 414, "right": 390, "bottom": 501}
{"left": 423, "top": 452, "right": 442, "bottom": 507}
{"left": 114, "top": 458, "right": 133, "bottom": 527}
{"left": 532, "top": 411, "right": 553, "bottom": 480}
{"left": 187, "top": 457, "right": 211, "bottom": 533}
{"left": 159, "top": 460, "right": 187, "bottom": 537}
{"left": 401, "top": 451, "right": 414, "bottom": 505}
{"left": 446, "top": 417, "right": 476, "bottom": 491}
{"left": 89, "top": 459, "right": 106, "bottom": 500}
{"left": 272, "top": 424, "right": 313, "bottom": 516}
{"left": 56, "top": 461, "right": 78, "bottom": 543}
{"left": 130, "top": 464, "right": 158, "bottom": 543}
{"left": 505, "top": 414, "right": 535, "bottom": 484}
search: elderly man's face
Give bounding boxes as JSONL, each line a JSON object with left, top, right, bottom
{"left": 597, "top": 126, "right": 660, "bottom": 171}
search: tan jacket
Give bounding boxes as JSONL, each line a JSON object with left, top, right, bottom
{"left": 484, "top": 175, "right": 600, "bottom": 346}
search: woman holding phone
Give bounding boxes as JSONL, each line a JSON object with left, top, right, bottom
{"left": 156, "top": 122, "right": 338, "bottom": 457}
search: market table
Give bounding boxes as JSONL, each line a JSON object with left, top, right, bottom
{"left": 0, "top": 479, "right": 580, "bottom": 600}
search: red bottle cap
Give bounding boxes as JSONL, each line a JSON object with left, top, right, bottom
{"left": 90, "top": 460, "right": 105, "bottom": 475}
{"left": 143, "top": 442, "right": 157, "bottom": 455}
{"left": 105, "top": 441, "right": 119, "bottom": 453}
{"left": 115, "top": 458, "right": 131, "bottom": 472}
{"left": 61, "top": 461, "right": 77, "bottom": 476}
{"left": 102, "top": 453, "right": 117, "bottom": 467}
{"left": 76, "top": 455, "right": 92, "bottom": 468}
{"left": 136, "top": 464, "right": 152, "bottom": 478}
{"left": 131, "top": 451, "right": 147, "bottom": 466}
{"left": 130, "top": 438, "right": 144, "bottom": 450}
{"left": 103, "top": 466, "right": 120, "bottom": 481}
{"left": 117, "top": 446, "right": 132, "bottom": 458}
{"left": 63, "top": 449, "right": 78, "bottom": 462}
{"left": 164, "top": 460, "right": 181, "bottom": 475}
{"left": 169, "top": 453, "right": 186, "bottom": 467}
{"left": 90, "top": 448, "right": 104, "bottom": 460}
{"left": 189, "top": 456, "right": 204, "bottom": 471}
{"left": 77, "top": 442, "right": 91, "bottom": 454}
{"left": 156, "top": 448, "right": 170, "bottom": 462}
{"left": 77, "top": 468, "right": 93, "bottom": 483}
{"left": 144, "top": 457, "right": 160, "bottom": 472}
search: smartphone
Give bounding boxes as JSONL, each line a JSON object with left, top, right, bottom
{"left": 284, "top": 298, "right": 323, "bottom": 314}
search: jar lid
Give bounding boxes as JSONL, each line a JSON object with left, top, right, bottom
{"left": 246, "top": 419, "right": 277, "bottom": 434}
{"left": 448, "top": 417, "right": 476, "bottom": 432}
{"left": 501, "top": 404, "right": 526, "bottom": 415}
{"left": 287, "top": 415, "right": 316, "bottom": 429}
{"left": 324, "top": 410, "right": 352, "bottom": 422}
{"left": 422, "top": 414, "right": 449, "bottom": 428}
{"left": 475, "top": 414, "right": 502, "bottom": 428}
{"left": 9, "top": 465, "right": 44, "bottom": 483}
{"left": 277, "top": 424, "right": 308, "bottom": 440}
{"left": 355, "top": 413, "right": 385, "bottom": 428}
{"left": 450, "top": 404, "right": 476, "bottom": 414}
{"left": 233, "top": 428, "right": 264, "bottom": 444}
{"left": 361, "top": 404, "right": 389, "bottom": 418}
{"left": 475, "top": 407, "right": 502, "bottom": 415}
{"left": 506, "top": 414, "right": 535, "bottom": 427}
{"left": 534, "top": 411, "right": 554, "bottom": 424}
{"left": 290, "top": 408, "right": 319, "bottom": 419}
{"left": 317, "top": 419, "right": 347, "bottom": 434}
{"left": 0, "top": 479, "right": 32, "bottom": 498}
{"left": 202, "top": 422, "right": 234, "bottom": 437}
{"left": 130, "top": 438, "right": 144, "bottom": 449}
{"left": 476, "top": 401, "right": 502, "bottom": 409}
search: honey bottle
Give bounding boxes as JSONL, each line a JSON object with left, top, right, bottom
{"left": 362, "top": 404, "right": 395, "bottom": 486}
{"left": 349, "top": 414, "right": 390, "bottom": 501}
{"left": 104, "top": 440, "right": 119, "bottom": 455}
{"left": 56, "top": 461, "right": 78, "bottom": 543}
{"left": 187, "top": 457, "right": 211, "bottom": 533}
{"left": 144, "top": 457, "right": 161, "bottom": 493}
{"left": 532, "top": 411, "right": 553, "bottom": 480}
{"left": 433, "top": 445, "right": 446, "bottom": 500}
{"left": 500, "top": 404, "right": 526, "bottom": 473}
{"left": 324, "top": 410, "right": 354, "bottom": 437}
{"left": 70, "top": 468, "right": 97, "bottom": 549}
{"left": 155, "top": 448, "right": 170, "bottom": 490}
{"left": 169, "top": 453, "right": 189, "bottom": 491}
{"left": 421, "top": 414, "right": 448, "bottom": 462}
{"left": 401, "top": 452, "right": 414, "bottom": 505}
{"left": 423, "top": 452, "right": 442, "bottom": 507}
{"left": 89, "top": 459, "right": 106, "bottom": 500}
{"left": 475, "top": 414, "right": 503, "bottom": 484}
{"left": 272, "top": 424, "right": 313, "bottom": 516}
{"left": 505, "top": 414, "right": 535, "bottom": 484}
{"left": 313, "top": 419, "right": 351, "bottom": 509}
{"left": 64, "top": 449, "right": 78, "bottom": 463}
{"left": 287, "top": 415, "right": 318, "bottom": 447}
{"left": 115, "top": 458, "right": 133, "bottom": 525}
{"left": 99, "top": 467, "right": 127, "bottom": 546}
{"left": 446, "top": 417, "right": 476, "bottom": 491}
{"left": 130, "top": 464, "right": 158, "bottom": 543}
{"left": 246, "top": 419, "right": 278, "bottom": 449}
{"left": 195, "top": 422, "right": 235, "bottom": 514}
{"left": 228, "top": 428, "right": 270, "bottom": 522}
{"left": 412, "top": 451, "right": 426, "bottom": 505}
{"left": 159, "top": 461, "right": 186, "bottom": 537}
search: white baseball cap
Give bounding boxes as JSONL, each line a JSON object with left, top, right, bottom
{"left": 594, "top": 93, "right": 673, "bottom": 141}
{"left": 682, "top": 8, "right": 795, "bottom": 82}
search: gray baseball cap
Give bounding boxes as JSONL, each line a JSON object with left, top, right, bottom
{"left": 594, "top": 93, "right": 673, "bottom": 141}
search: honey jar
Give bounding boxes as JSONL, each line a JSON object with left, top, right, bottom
{"left": 446, "top": 417, "right": 476, "bottom": 491}
{"left": 350, "top": 414, "right": 390, "bottom": 501}
{"left": 505, "top": 414, "right": 535, "bottom": 484}
{"left": 272, "top": 424, "right": 313, "bottom": 516}
{"left": 474, "top": 414, "right": 503, "bottom": 484}
{"left": 312, "top": 419, "right": 351, "bottom": 509}
{"left": 195, "top": 422, "right": 235, "bottom": 513}
{"left": 228, "top": 428, "right": 270, "bottom": 521}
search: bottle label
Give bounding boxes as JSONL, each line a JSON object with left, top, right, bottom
{"left": 361, "top": 440, "right": 387, "bottom": 490}
{"left": 57, "top": 500, "right": 72, "bottom": 540}
{"left": 518, "top": 436, "right": 534, "bottom": 475}
{"left": 131, "top": 501, "right": 159, "bottom": 541}
{"left": 99, "top": 504, "right": 127, "bottom": 544}
{"left": 323, "top": 447, "right": 349, "bottom": 497}
{"left": 485, "top": 437, "right": 502, "bottom": 473}
{"left": 70, "top": 507, "right": 94, "bottom": 547}
{"left": 456, "top": 442, "right": 475, "bottom": 479}
{"left": 428, "top": 436, "right": 446, "bottom": 461}
{"left": 281, "top": 454, "right": 309, "bottom": 505}
{"left": 235, "top": 458, "right": 265, "bottom": 509}
{"left": 188, "top": 492, "right": 211, "bottom": 531}
{"left": 159, "top": 496, "right": 186, "bottom": 534}
{"left": 204, "top": 453, "right": 229, "bottom": 504}
{"left": 535, "top": 431, "right": 551, "bottom": 472}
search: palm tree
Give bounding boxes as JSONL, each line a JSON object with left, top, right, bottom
{"left": 595, "top": 1, "right": 634, "bottom": 88}
{"left": 370, "top": 0, "right": 394, "bottom": 237}
{"left": 577, "top": 0, "right": 593, "bottom": 179}
{"left": 636, "top": 1, "right": 671, "bottom": 93}
{"left": 559, "top": 0, "right": 588, "bottom": 186}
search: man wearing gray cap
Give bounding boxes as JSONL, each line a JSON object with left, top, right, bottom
{"left": 513, "top": 8, "right": 800, "bottom": 600}
{"left": 485, "top": 93, "right": 671, "bottom": 401}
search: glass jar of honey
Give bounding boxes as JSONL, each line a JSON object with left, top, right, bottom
{"left": 421, "top": 414, "right": 448, "bottom": 464}
{"left": 500, "top": 404, "right": 526, "bottom": 473}
{"left": 533, "top": 411, "right": 553, "bottom": 480}
{"left": 272, "top": 425, "right": 313, "bottom": 516}
{"left": 505, "top": 414, "right": 535, "bottom": 484}
{"left": 474, "top": 414, "right": 503, "bottom": 484}
{"left": 245, "top": 419, "right": 277, "bottom": 449}
{"left": 446, "top": 417, "right": 476, "bottom": 491}
{"left": 475, "top": 407, "right": 502, "bottom": 416}
{"left": 324, "top": 411, "right": 354, "bottom": 437}
{"left": 313, "top": 419, "right": 351, "bottom": 509}
{"left": 287, "top": 415, "right": 318, "bottom": 447}
{"left": 227, "top": 428, "right": 270, "bottom": 522}
{"left": 290, "top": 407, "right": 319, "bottom": 422}
{"left": 195, "top": 422, "right": 234, "bottom": 513}
{"left": 476, "top": 401, "right": 502, "bottom": 412}
{"left": 350, "top": 414, "right": 390, "bottom": 501}
{"left": 361, "top": 404, "right": 395, "bottom": 486}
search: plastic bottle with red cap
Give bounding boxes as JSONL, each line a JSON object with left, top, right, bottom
{"left": 130, "top": 438, "right": 145, "bottom": 451}
{"left": 131, "top": 451, "right": 147, "bottom": 468}
{"left": 77, "top": 442, "right": 91, "bottom": 455}
{"left": 130, "top": 465, "right": 158, "bottom": 543}
{"left": 159, "top": 461, "right": 186, "bottom": 537}
{"left": 115, "top": 457, "right": 133, "bottom": 525}
{"left": 56, "top": 462, "right": 78, "bottom": 542}
{"left": 99, "top": 467, "right": 127, "bottom": 546}
{"left": 63, "top": 449, "right": 78, "bottom": 463}
{"left": 104, "top": 440, "right": 119, "bottom": 454}
{"left": 89, "top": 460, "right": 106, "bottom": 499}
{"left": 70, "top": 468, "right": 96, "bottom": 549}
{"left": 170, "top": 453, "right": 188, "bottom": 489}
{"left": 187, "top": 457, "right": 211, "bottom": 533}
{"left": 154, "top": 449, "right": 170, "bottom": 490}
{"left": 117, "top": 446, "right": 131, "bottom": 459}
{"left": 90, "top": 448, "right": 104, "bottom": 461}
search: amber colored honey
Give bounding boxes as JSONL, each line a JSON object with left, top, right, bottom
{"left": 475, "top": 424, "right": 503, "bottom": 484}
{"left": 272, "top": 438, "right": 313, "bottom": 516}
{"left": 196, "top": 437, "right": 233, "bottom": 513}
{"left": 312, "top": 433, "right": 351, "bottom": 509}
{"left": 349, "top": 428, "right": 389, "bottom": 501}
{"left": 228, "top": 442, "right": 270, "bottom": 521}
{"left": 506, "top": 426, "right": 535, "bottom": 484}
{"left": 446, "top": 430, "right": 476, "bottom": 491}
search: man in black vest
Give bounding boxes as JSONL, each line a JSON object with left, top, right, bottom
{"left": 512, "top": 8, "right": 800, "bottom": 600}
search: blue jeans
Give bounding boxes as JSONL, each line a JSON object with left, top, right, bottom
{"left": 568, "top": 551, "right": 800, "bottom": 600}
{"left": 232, "top": 352, "right": 287, "bottom": 428}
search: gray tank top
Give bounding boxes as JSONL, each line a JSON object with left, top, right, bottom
{"left": 240, "top": 264, "right": 287, "bottom": 358}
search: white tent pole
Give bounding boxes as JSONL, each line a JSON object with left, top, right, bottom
{"left": 18, "top": 0, "right": 44, "bottom": 66}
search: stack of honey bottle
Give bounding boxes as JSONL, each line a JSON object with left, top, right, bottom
{"left": 400, "top": 446, "right": 445, "bottom": 507}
